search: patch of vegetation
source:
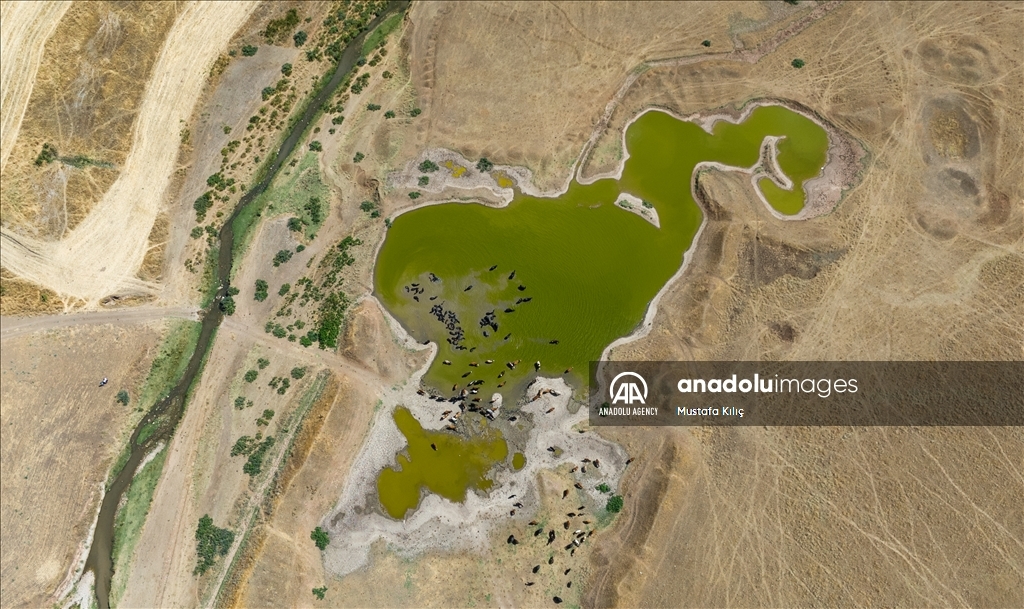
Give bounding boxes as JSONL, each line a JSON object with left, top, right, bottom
{"left": 257, "top": 357, "right": 270, "bottom": 369}
{"left": 254, "top": 279, "right": 269, "bottom": 301}
{"left": 279, "top": 283, "right": 291, "bottom": 296}
{"left": 288, "top": 217, "right": 304, "bottom": 231}
{"left": 410, "top": 108, "right": 422, "bottom": 117}
{"left": 241, "top": 44, "right": 258, "bottom": 57}
{"left": 34, "top": 143, "right": 58, "bottom": 165}
{"left": 702, "top": 39, "right": 711, "bottom": 47}
{"left": 243, "top": 437, "right": 275, "bottom": 476}
{"left": 418, "top": 176, "right": 429, "bottom": 187}
{"left": 244, "top": 369, "right": 258, "bottom": 383}
{"left": 791, "top": 58, "right": 805, "bottom": 69}
{"left": 219, "top": 293, "right": 236, "bottom": 315}
{"left": 408, "top": 191, "right": 421, "bottom": 200}
{"left": 291, "top": 367, "right": 307, "bottom": 379}
{"left": 641, "top": 200, "right": 653, "bottom": 209}
{"left": 193, "top": 192, "right": 213, "bottom": 221}
{"left": 111, "top": 447, "right": 167, "bottom": 595}
{"left": 384, "top": 110, "right": 396, "bottom": 119}
{"left": 476, "top": 157, "right": 494, "bottom": 172}
{"left": 366, "top": 103, "right": 381, "bottom": 111}
{"left": 136, "top": 420, "right": 159, "bottom": 445}
{"left": 294, "top": 30, "right": 308, "bottom": 47}
{"left": 418, "top": 159, "right": 439, "bottom": 173}
{"left": 313, "top": 586, "right": 327, "bottom": 600}
{"left": 353, "top": 151, "right": 365, "bottom": 163}
{"left": 194, "top": 515, "right": 234, "bottom": 575}
{"left": 596, "top": 483, "right": 611, "bottom": 493}
{"left": 116, "top": 390, "right": 130, "bottom": 406}
{"left": 311, "top": 526, "right": 330, "bottom": 550}
{"left": 264, "top": 8, "right": 300, "bottom": 43}
{"left": 605, "top": 495, "right": 624, "bottom": 513}
{"left": 231, "top": 435, "right": 257, "bottom": 457}
{"left": 309, "top": 140, "right": 323, "bottom": 152}
{"left": 234, "top": 396, "right": 247, "bottom": 409}
{"left": 273, "top": 249, "right": 294, "bottom": 266}
{"left": 362, "top": 11, "right": 403, "bottom": 55}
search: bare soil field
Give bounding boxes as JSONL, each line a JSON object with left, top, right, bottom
{"left": 0, "top": 322, "right": 163, "bottom": 608}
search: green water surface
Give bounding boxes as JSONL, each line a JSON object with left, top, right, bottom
{"left": 375, "top": 106, "right": 828, "bottom": 401}
{"left": 377, "top": 407, "right": 509, "bottom": 519}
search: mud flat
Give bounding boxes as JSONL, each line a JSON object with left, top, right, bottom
{"left": 324, "top": 373, "right": 626, "bottom": 577}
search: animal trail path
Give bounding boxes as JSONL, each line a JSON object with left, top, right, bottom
{"left": 0, "top": 0, "right": 71, "bottom": 172}
{"left": 0, "top": 0, "right": 258, "bottom": 308}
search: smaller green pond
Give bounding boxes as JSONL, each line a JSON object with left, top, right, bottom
{"left": 377, "top": 407, "right": 508, "bottom": 519}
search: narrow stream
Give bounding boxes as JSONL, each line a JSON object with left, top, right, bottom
{"left": 83, "top": 4, "right": 408, "bottom": 607}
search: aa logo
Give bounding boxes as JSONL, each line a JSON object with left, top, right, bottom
{"left": 609, "top": 372, "right": 648, "bottom": 405}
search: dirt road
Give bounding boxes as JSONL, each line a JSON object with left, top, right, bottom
{"left": 0, "top": 306, "right": 197, "bottom": 342}
{"left": 0, "top": 0, "right": 258, "bottom": 306}
{"left": 0, "top": 0, "right": 71, "bottom": 172}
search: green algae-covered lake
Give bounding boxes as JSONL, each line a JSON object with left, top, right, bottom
{"left": 375, "top": 105, "right": 828, "bottom": 405}
{"left": 377, "top": 407, "right": 508, "bottom": 519}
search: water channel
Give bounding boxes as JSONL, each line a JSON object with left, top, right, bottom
{"left": 83, "top": 4, "right": 409, "bottom": 607}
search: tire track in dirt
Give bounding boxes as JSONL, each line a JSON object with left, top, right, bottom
{"left": 0, "top": 0, "right": 71, "bottom": 173}
{"left": 0, "top": 0, "right": 258, "bottom": 306}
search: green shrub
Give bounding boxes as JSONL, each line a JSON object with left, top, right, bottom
{"left": 257, "top": 357, "right": 270, "bottom": 369}
{"left": 276, "top": 378, "right": 290, "bottom": 394}
{"left": 641, "top": 200, "right": 653, "bottom": 209}
{"left": 296, "top": 244, "right": 305, "bottom": 252}
{"left": 281, "top": 63, "right": 292, "bottom": 76}
{"left": 273, "top": 250, "right": 293, "bottom": 266}
{"left": 244, "top": 370, "right": 258, "bottom": 383}
{"left": 331, "top": 115, "right": 345, "bottom": 125}
{"left": 228, "top": 286, "right": 240, "bottom": 296}
{"left": 241, "top": 44, "right": 258, "bottom": 57}
{"left": 410, "top": 108, "right": 421, "bottom": 117}
{"left": 272, "top": 325, "right": 287, "bottom": 338}
{"left": 278, "top": 283, "right": 290, "bottom": 296}
{"left": 366, "top": 103, "right": 381, "bottom": 111}
{"left": 219, "top": 294, "right": 236, "bottom": 315}
{"left": 311, "top": 526, "right": 330, "bottom": 550}
{"left": 34, "top": 143, "right": 58, "bottom": 165}
{"left": 408, "top": 191, "right": 421, "bottom": 200}
{"left": 254, "top": 279, "right": 269, "bottom": 301}
{"left": 262, "top": 409, "right": 275, "bottom": 420}
{"left": 359, "top": 200, "right": 376, "bottom": 212}
{"left": 243, "top": 437, "right": 275, "bottom": 476}
{"left": 293, "top": 30, "right": 308, "bottom": 47}
{"left": 596, "top": 483, "right": 611, "bottom": 493}
{"left": 264, "top": 8, "right": 299, "bottom": 42}
{"left": 261, "top": 86, "right": 275, "bottom": 101}
{"left": 309, "top": 140, "right": 322, "bottom": 152}
{"left": 702, "top": 39, "right": 711, "bottom": 47}
{"left": 231, "top": 435, "right": 256, "bottom": 456}
{"left": 234, "top": 396, "right": 247, "bottom": 409}
{"left": 418, "top": 159, "right": 439, "bottom": 173}
{"left": 476, "top": 157, "right": 493, "bottom": 172}
{"left": 191, "top": 226, "right": 204, "bottom": 239}
{"left": 384, "top": 110, "right": 396, "bottom": 119}
{"left": 116, "top": 390, "right": 130, "bottom": 406}
{"left": 353, "top": 152, "right": 364, "bottom": 163}
{"left": 288, "top": 217, "right": 304, "bottom": 231}
{"left": 606, "top": 495, "right": 624, "bottom": 513}
{"left": 194, "top": 515, "right": 234, "bottom": 575}
{"left": 382, "top": 70, "right": 393, "bottom": 79}
{"left": 291, "top": 367, "right": 307, "bottom": 379}
{"left": 791, "top": 58, "right": 805, "bottom": 68}
{"left": 313, "top": 586, "right": 327, "bottom": 600}
{"left": 305, "top": 197, "right": 324, "bottom": 224}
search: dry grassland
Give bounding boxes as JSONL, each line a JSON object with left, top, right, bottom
{"left": 0, "top": 1, "right": 178, "bottom": 234}
{"left": 0, "top": 0, "right": 70, "bottom": 172}
{"left": 0, "top": 1, "right": 258, "bottom": 308}
{"left": 0, "top": 322, "right": 163, "bottom": 608}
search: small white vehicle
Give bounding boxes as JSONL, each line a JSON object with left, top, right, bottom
{"left": 99, "top": 377, "right": 108, "bottom": 387}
